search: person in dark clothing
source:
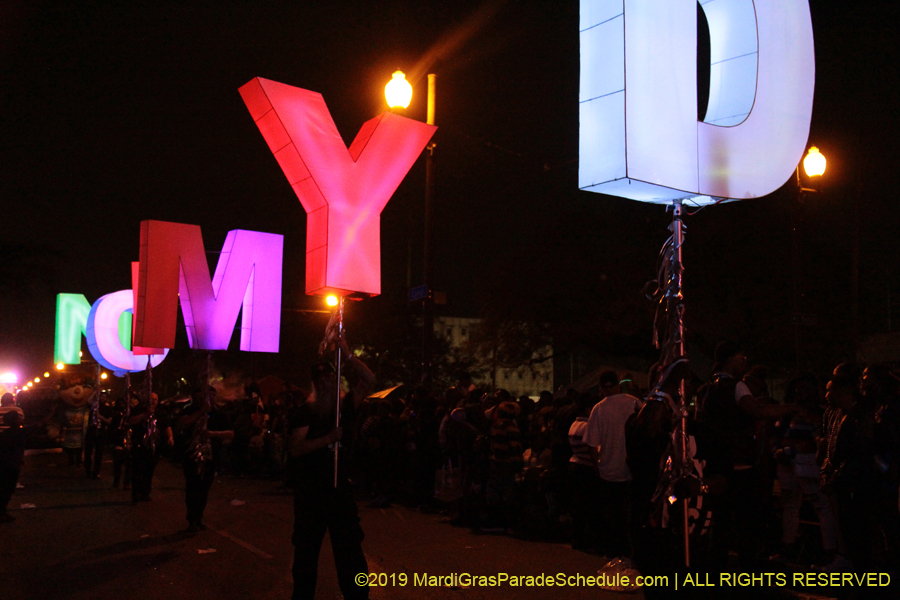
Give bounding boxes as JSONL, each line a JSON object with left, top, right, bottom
{"left": 128, "top": 393, "right": 172, "bottom": 502}
{"left": 288, "top": 335, "right": 374, "bottom": 600}
{"left": 178, "top": 388, "right": 234, "bottom": 532}
{"left": 110, "top": 396, "right": 132, "bottom": 489}
{"left": 694, "top": 341, "right": 798, "bottom": 571}
{"left": 83, "top": 392, "right": 112, "bottom": 479}
{"left": 0, "top": 411, "right": 44, "bottom": 522}
{"left": 823, "top": 373, "right": 877, "bottom": 571}
{"left": 862, "top": 364, "right": 900, "bottom": 570}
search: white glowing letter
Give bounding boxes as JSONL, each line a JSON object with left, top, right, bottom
{"left": 86, "top": 291, "right": 168, "bottom": 375}
{"left": 579, "top": 0, "right": 815, "bottom": 203}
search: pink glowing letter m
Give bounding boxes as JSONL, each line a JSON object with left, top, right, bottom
{"left": 239, "top": 77, "right": 436, "bottom": 296}
{"left": 134, "top": 220, "right": 283, "bottom": 352}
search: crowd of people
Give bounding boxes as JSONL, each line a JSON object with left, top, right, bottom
{"left": 2, "top": 337, "right": 900, "bottom": 597}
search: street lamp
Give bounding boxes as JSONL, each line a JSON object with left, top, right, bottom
{"left": 386, "top": 70, "right": 437, "bottom": 383}
{"left": 792, "top": 145, "right": 827, "bottom": 370}
{"left": 803, "top": 146, "right": 826, "bottom": 178}
{"left": 385, "top": 71, "right": 413, "bottom": 109}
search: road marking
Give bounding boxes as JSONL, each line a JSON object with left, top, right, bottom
{"left": 214, "top": 529, "right": 273, "bottom": 559}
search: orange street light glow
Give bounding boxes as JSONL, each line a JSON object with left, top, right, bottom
{"left": 803, "top": 146, "right": 826, "bottom": 177}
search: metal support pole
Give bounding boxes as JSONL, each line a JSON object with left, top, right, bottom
{"left": 204, "top": 350, "right": 212, "bottom": 432}
{"left": 792, "top": 168, "right": 803, "bottom": 371}
{"left": 124, "top": 372, "right": 131, "bottom": 423}
{"left": 672, "top": 199, "right": 690, "bottom": 568}
{"left": 145, "top": 356, "right": 152, "bottom": 400}
{"left": 89, "top": 363, "right": 101, "bottom": 428}
{"left": 333, "top": 296, "right": 345, "bottom": 488}
{"left": 422, "top": 74, "right": 436, "bottom": 384}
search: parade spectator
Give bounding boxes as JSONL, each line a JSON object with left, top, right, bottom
{"left": 822, "top": 373, "right": 877, "bottom": 571}
{"left": 770, "top": 374, "right": 838, "bottom": 565}
{"left": 0, "top": 411, "right": 45, "bottom": 523}
{"left": 695, "top": 341, "right": 798, "bottom": 570}
{"left": 483, "top": 391, "right": 523, "bottom": 531}
{"left": 568, "top": 391, "right": 600, "bottom": 552}
{"left": 0, "top": 393, "right": 25, "bottom": 426}
{"left": 862, "top": 364, "right": 900, "bottom": 568}
{"left": 584, "top": 371, "right": 643, "bottom": 559}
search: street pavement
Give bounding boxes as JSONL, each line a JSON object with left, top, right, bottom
{"left": 1, "top": 452, "right": 636, "bottom": 600}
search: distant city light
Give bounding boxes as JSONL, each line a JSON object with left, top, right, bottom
{"left": 0, "top": 373, "right": 17, "bottom": 384}
{"left": 34, "top": 377, "right": 40, "bottom": 383}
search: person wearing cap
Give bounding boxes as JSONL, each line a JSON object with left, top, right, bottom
{"left": 288, "top": 334, "right": 374, "bottom": 600}
{"left": 583, "top": 370, "right": 643, "bottom": 559}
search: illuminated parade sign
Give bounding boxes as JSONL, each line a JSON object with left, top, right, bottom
{"left": 86, "top": 290, "right": 169, "bottom": 374}
{"left": 134, "top": 220, "right": 284, "bottom": 352}
{"left": 239, "top": 77, "right": 436, "bottom": 296}
{"left": 55, "top": 292, "right": 168, "bottom": 375}
{"left": 579, "top": 0, "right": 815, "bottom": 203}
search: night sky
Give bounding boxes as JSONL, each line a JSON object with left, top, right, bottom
{"left": 2, "top": 1, "right": 898, "bottom": 387}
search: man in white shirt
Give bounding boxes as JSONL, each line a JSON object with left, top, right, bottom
{"left": 584, "top": 371, "right": 643, "bottom": 558}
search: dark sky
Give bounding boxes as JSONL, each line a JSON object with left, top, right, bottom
{"left": 2, "top": 0, "right": 898, "bottom": 383}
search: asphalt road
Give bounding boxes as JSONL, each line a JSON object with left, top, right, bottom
{"left": 1, "top": 452, "right": 635, "bottom": 600}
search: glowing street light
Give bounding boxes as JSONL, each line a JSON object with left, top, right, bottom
{"left": 792, "top": 145, "right": 827, "bottom": 369}
{"left": 325, "top": 294, "right": 339, "bottom": 308}
{"left": 34, "top": 377, "right": 40, "bottom": 383}
{"left": 384, "top": 71, "right": 412, "bottom": 109}
{"left": 56, "top": 363, "right": 65, "bottom": 370}
{"left": 803, "top": 146, "right": 826, "bottom": 177}
{"left": 44, "top": 372, "right": 50, "bottom": 378}
{"left": 385, "top": 69, "right": 438, "bottom": 381}
{"left": 100, "top": 372, "right": 108, "bottom": 380}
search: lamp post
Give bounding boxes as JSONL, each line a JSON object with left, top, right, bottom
{"left": 791, "top": 146, "right": 826, "bottom": 370}
{"left": 386, "top": 71, "right": 437, "bottom": 384}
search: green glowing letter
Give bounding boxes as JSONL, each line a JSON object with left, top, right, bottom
{"left": 54, "top": 294, "right": 91, "bottom": 364}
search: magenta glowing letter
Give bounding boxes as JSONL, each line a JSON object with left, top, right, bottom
{"left": 239, "top": 77, "right": 437, "bottom": 296}
{"left": 134, "top": 220, "right": 283, "bottom": 352}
